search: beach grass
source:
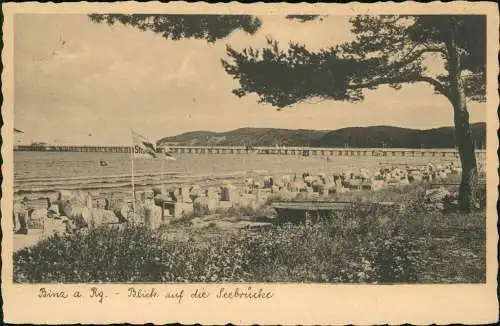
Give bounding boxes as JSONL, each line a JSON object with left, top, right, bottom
{"left": 13, "top": 180, "right": 485, "bottom": 284}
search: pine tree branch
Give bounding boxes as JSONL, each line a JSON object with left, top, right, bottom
{"left": 348, "top": 75, "right": 451, "bottom": 101}
{"left": 389, "top": 46, "right": 447, "bottom": 71}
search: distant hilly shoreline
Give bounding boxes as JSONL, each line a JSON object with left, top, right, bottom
{"left": 157, "top": 122, "right": 486, "bottom": 149}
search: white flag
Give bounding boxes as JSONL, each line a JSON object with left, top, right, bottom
{"left": 131, "top": 130, "right": 157, "bottom": 159}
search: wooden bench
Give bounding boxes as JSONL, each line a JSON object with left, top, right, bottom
{"left": 271, "top": 201, "right": 397, "bottom": 223}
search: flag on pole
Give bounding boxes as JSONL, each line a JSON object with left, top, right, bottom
{"left": 131, "top": 130, "right": 158, "bottom": 158}
{"left": 163, "top": 146, "right": 176, "bottom": 161}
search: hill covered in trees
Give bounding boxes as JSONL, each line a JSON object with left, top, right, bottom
{"left": 157, "top": 122, "right": 486, "bottom": 149}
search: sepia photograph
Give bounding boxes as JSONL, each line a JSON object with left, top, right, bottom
{"left": 2, "top": 2, "right": 498, "bottom": 324}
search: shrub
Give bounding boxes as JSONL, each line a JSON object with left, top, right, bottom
{"left": 13, "top": 178, "right": 485, "bottom": 284}
{"left": 14, "top": 224, "right": 167, "bottom": 283}
{"left": 13, "top": 217, "right": 423, "bottom": 283}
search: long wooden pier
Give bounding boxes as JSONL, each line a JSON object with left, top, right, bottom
{"left": 13, "top": 145, "right": 486, "bottom": 159}
{"left": 15, "top": 145, "right": 132, "bottom": 153}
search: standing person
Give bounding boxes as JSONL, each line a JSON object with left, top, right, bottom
{"left": 14, "top": 197, "right": 29, "bottom": 234}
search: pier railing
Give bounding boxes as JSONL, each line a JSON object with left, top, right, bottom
{"left": 14, "top": 144, "right": 486, "bottom": 159}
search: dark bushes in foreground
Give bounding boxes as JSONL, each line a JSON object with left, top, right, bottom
{"left": 13, "top": 202, "right": 485, "bottom": 283}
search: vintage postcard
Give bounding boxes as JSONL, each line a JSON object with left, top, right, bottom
{"left": 1, "top": 1, "right": 498, "bottom": 324}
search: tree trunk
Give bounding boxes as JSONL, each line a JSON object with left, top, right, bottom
{"left": 452, "top": 94, "right": 478, "bottom": 212}
{"left": 446, "top": 17, "right": 478, "bottom": 212}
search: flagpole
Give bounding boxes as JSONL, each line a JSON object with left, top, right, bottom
{"left": 131, "top": 129, "right": 162, "bottom": 219}
{"left": 161, "top": 153, "right": 165, "bottom": 194}
{"left": 130, "top": 145, "right": 136, "bottom": 218}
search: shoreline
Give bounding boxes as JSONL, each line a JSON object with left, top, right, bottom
{"left": 13, "top": 153, "right": 474, "bottom": 201}
{"left": 13, "top": 168, "right": 295, "bottom": 198}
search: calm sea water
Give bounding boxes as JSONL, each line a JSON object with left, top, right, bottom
{"left": 13, "top": 151, "right": 462, "bottom": 199}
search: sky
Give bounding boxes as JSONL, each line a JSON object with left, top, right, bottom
{"left": 14, "top": 14, "right": 486, "bottom": 146}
